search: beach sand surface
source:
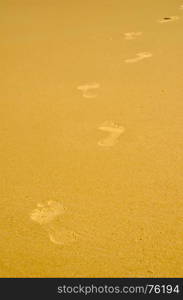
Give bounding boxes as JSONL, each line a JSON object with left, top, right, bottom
{"left": 0, "top": 0, "right": 183, "bottom": 277}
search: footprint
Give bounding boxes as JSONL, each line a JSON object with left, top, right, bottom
{"left": 124, "top": 32, "right": 142, "bottom": 40}
{"left": 30, "top": 201, "right": 78, "bottom": 245}
{"left": 98, "top": 121, "right": 125, "bottom": 147}
{"left": 48, "top": 227, "right": 78, "bottom": 245}
{"left": 125, "top": 52, "right": 152, "bottom": 63}
{"left": 30, "top": 201, "right": 65, "bottom": 225}
{"left": 77, "top": 82, "right": 100, "bottom": 98}
{"left": 158, "top": 16, "right": 179, "bottom": 23}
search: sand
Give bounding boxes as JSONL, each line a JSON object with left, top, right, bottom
{"left": 0, "top": 0, "right": 183, "bottom": 277}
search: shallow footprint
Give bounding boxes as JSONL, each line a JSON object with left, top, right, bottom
{"left": 48, "top": 227, "right": 79, "bottom": 245}
{"left": 98, "top": 121, "right": 125, "bottom": 147}
{"left": 158, "top": 16, "right": 179, "bottom": 23}
{"left": 30, "top": 201, "right": 65, "bottom": 225}
{"left": 30, "top": 201, "right": 78, "bottom": 245}
{"left": 125, "top": 52, "right": 152, "bottom": 63}
{"left": 124, "top": 32, "right": 142, "bottom": 40}
{"left": 77, "top": 82, "right": 100, "bottom": 98}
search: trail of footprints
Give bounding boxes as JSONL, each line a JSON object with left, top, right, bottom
{"left": 31, "top": 4, "right": 182, "bottom": 245}
{"left": 124, "top": 8, "right": 181, "bottom": 62}
{"left": 76, "top": 7, "right": 181, "bottom": 146}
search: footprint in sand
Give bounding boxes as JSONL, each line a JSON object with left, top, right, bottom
{"left": 77, "top": 82, "right": 100, "bottom": 98}
{"left": 48, "top": 227, "right": 78, "bottom": 245}
{"left": 158, "top": 16, "right": 180, "bottom": 23}
{"left": 125, "top": 52, "right": 152, "bottom": 63}
{"left": 124, "top": 32, "right": 142, "bottom": 40}
{"left": 98, "top": 121, "right": 125, "bottom": 147}
{"left": 30, "top": 201, "right": 78, "bottom": 245}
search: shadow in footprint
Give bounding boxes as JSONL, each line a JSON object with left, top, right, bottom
{"left": 158, "top": 16, "right": 179, "bottom": 23}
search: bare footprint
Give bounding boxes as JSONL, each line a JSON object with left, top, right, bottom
{"left": 77, "top": 82, "right": 100, "bottom": 98}
{"left": 30, "top": 201, "right": 78, "bottom": 245}
{"left": 125, "top": 52, "right": 152, "bottom": 63}
{"left": 48, "top": 227, "right": 78, "bottom": 245}
{"left": 124, "top": 32, "right": 142, "bottom": 40}
{"left": 98, "top": 121, "right": 125, "bottom": 147}
{"left": 30, "top": 201, "right": 65, "bottom": 225}
{"left": 158, "top": 16, "right": 180, "bottom": 23}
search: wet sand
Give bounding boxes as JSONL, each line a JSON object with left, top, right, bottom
{"left": 0, "top": 0, "right": 183, "bottom": 277}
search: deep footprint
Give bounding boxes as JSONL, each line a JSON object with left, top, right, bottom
{"left": 30, "top": 201, "right": 78, "bottom": 245}
{"left": 98, "top": 121, "right": 125, "bottom": 147}
{"left": 158, "top": 16, "right": 179, "bottom": 23}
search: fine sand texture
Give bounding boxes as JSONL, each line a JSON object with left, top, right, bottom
{"left": 0, "top": 0, "right": 183, "bottom": 277}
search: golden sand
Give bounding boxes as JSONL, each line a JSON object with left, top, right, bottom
{"left": 0, "top": 0, "right": 183, "bottom": 277}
